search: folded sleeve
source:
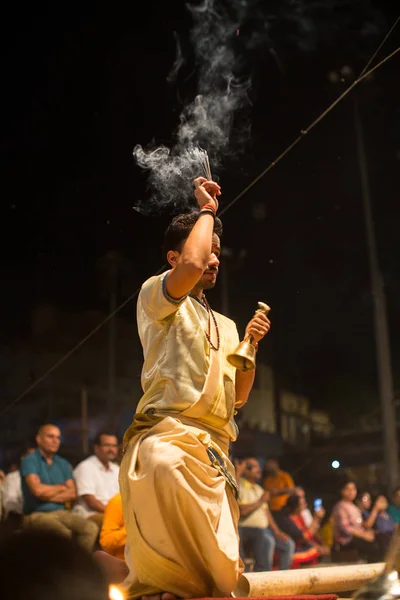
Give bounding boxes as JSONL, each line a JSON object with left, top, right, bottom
{"left": 139, "top": 272, "right": 188, "bottom": 321}
{"left": 20, "top": 455, "right": 38, "bottom": 478}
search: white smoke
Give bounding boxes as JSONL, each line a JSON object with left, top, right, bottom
{"left": 133, "top": 0, "right": 252, "bottom": 214}
{"left": 133, "top": 0, "right": 386, "bottom": 214}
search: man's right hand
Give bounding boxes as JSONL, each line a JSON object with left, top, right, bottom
{"left": 261, "top": 490, "right": 270, "bottom": 503}
{"left": 194, "top": 177, "right": 221, "bottom": 212}
{"left": 362, "top": 530, "right": 375, "bottom": 542}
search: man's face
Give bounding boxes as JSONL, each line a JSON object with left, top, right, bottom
{"left": 191, "top": 233, "right": 221, "bottom": 291}
{"left": 265, "top": 459, "right": 279, "bottom": 475}
{"left": 393, "top": 490, "right": 400, "bottom": 507}
{"left": 94, "top": 435, "right": 119, "bottom": 463}
{"left": 37, "top": 426, "right": 61, "bottom": 454}
{"left": 201, "top": 234, "right": 220, "bottom": 289}
{"left": 295, "top": 487, "right": 308, "bottom": 509}
{"left": 244, "top": 458, "right": 262, "bottom": 482}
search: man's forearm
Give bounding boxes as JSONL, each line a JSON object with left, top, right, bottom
{"left": 239, "top": 498, "right": 264, "bottom": 518}
{"left": 50, "top": 488, "right": 76, "bottom": 503}
{"left": 83, "top": 494, "right": 106, "bottom": 513}
{"left": 34, "top": 483, "right": 67, "bottom": 501}
{"left": 235, "top": 369, "right": 256, "bottom": 409}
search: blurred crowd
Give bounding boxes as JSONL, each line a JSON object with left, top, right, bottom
{"left": 235, "top": 456, "right": 399, "bottom": 571}
{"left": 0, "top": 425, "right": 399, "bottom": 598}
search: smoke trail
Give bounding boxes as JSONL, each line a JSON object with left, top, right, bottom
{"left": 133, "top": 0, "right": 252, "bottom": 215}
{"left": 133, "top": 0, "right": 386, "bottom": 215}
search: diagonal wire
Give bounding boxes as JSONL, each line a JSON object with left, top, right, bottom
{"left": 359, "top": 14, "right": 400, "bottom": 78}
{"left": 1, "top": 20, "right": 399, "bottom": 419}
{"left": 220, "top": 44, "right": 400, "bottom": 217}
{"left": 0, "top": 266, "right": 166, "bottom": 419}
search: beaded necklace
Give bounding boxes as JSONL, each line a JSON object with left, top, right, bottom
{"left": 190, "top": 294, "right": 220, "bottom": 351}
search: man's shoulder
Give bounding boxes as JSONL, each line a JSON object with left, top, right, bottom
{"left": 21, "top": 450, "right": 39, "bottom": 469}
{"left": 239, "top": 478, "right": 263, "bottom": 493}
{"left": 53, "top": 454, "right": 72, "bottom": 470}
{"left": 139, "top": 272, "right": 168, "bottom": 297}
{"left": 74, "top": 455, "right": 97, "bottom": 473}
{"left": 280, "top": 469, "right": 294, "bottom": 482}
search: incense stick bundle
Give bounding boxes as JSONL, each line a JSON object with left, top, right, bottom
{"left": 187, "top": 146, "right": 212, "bottom": 180}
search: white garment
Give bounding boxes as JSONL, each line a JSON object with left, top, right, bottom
{"left": 2, "top": 470, "right": 23, "bottom": 516}
{"left": 301, "top": 507, "right": 314, "bottom": 528}
{"left": 73, "top": 455, "right": 119, "bottom": 518}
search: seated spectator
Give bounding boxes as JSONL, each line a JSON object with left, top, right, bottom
{"left": 2, "top": 443, "right": 35, "bottom": 518}
{"left": 356, "top": 491, "right": 395, "bottom": 555}
{"left": 0, "top": 469, "right": 4, "bottom": 520}
{"left": 277, "top": 494, "right": 330, "bottom": 567}
{"left": 73, "top": 431, "right": 120, "bottom": 526}
{"left": 100, "top": 492, "right": 127, "bottom": 560}
{"left": 388, "top": 487, "right": 400, "bottom": 524}
{"left": 332, "top": 478, "right": 381, "bottom": 563}
{"left": 239, "top": 457, "right": 295, "bottom": 571}
{"left": 0, "top": 528, "right": 109, "bottom": 600}
{"left": 295, "top": 486, "right": 314, "bottom": 528}
{"left": 21, "top": 423, "right": 98, "bottom": 551}
{"left": 263, "top": 457, "right": 296, "bottom": 514}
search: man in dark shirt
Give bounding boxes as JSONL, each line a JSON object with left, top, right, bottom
{"left": 20, "top": 423, "right": 98, "bottom": 550}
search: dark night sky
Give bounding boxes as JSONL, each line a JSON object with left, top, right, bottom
{"left": 1, "top": 1, "right": 399, "bottom": 424}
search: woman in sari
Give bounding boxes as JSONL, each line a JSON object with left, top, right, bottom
{"left": 276, "top": 494, "right": 330, "bottom": 567}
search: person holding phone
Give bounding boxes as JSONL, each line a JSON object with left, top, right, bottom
{"left": 276, "top": 493, "right": 331, "bottom": 566}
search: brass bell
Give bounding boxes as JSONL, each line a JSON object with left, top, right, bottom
{"left": 227, "top": 302, "right": 271, "bottom": 371}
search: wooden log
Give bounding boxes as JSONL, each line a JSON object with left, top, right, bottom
{"left": 233, "top": 563, "right": 385, "bottom": 597}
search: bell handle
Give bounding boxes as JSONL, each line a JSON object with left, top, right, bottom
{"left": 243, "top": 302, "right": 270, "bottom": 346}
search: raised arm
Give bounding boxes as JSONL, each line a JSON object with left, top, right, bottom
{"left": 165, "top": 177, "right": 220, "bottom": 300}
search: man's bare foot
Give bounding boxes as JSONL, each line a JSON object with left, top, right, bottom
{"left": 142, "top": 593, "right": 179, "bottom": 600}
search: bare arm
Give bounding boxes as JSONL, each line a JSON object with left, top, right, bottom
{"left": 50, "top": 479, "right": 77, "bottom": 503}
{"left": 82, "top": 494, "right": 106, "bottom": 513}
{"left": 235, "top": 370, "right": 256, "bottom": 409}
{"left": 239, "top": 491, "right": 269, "bottom": 518}
{"left": 266, "top": 507, "right": 289, "bottom": 540}
{"left": 165, "top": 178, "right": 220, "bottom": 300}
{"left": 234, "top": 313, "right": 271, "bottom": 409}
{"left": 25, "top": 474, "right": 72, "bottom": 502}
{"left": 308, "top": 510, "right": 324, "bottom": 535}
{"left": 268, "top": 487, "right": 296, "bottom": 497}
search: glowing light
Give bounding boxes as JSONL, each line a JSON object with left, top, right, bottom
{"left": 331, "top": 460, "right": 340, "bottom": 469}
{"left": 109, "top": 585, "right": 124, "bottom": 600}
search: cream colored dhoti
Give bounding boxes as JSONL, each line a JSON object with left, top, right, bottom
{"left": 119, "top": 415, "right": 242, "bottom": 600}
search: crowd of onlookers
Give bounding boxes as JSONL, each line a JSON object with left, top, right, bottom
{"left": 1, "top": 427, "right": 400, "bottom": 592}
{"left": 0, "top": 424, "right": 125, "bottom": 559}
{"left": 234, "top": 456, "right": 400, "bottom": 572}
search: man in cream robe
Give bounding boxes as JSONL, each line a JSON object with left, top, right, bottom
{"left": 119, "top": 178, "right": 271, "bottom": 600}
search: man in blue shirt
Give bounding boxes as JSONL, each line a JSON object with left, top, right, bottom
{"left": 20, "top": 423, "right": 98, "bottom": 550}
{"left": 388, "top": 488, "right": 400, "bottom": 525}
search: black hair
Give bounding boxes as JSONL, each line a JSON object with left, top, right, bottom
{"left": 337, "top": 475, "right": 357, "bottom": 495}
{"left": 163, "top": 210, "right": 223, "bottom": 261}
{"left": 285, "top": 494, "right": 301, "bottom": 513}
{"left": 93, "top": 431, "right": 118, "bottom": 446}
{"left": 0, "top": 529, "right": 109, "bottom": 600}
{"left": 21, "top": 438, "right": 36, "bottom": 457}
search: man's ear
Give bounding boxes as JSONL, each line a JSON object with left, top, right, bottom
{"left": 167, "top": 250, "right": 179, "bottom": 268}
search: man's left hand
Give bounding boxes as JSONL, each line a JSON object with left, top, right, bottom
{"left": 245, "top": 312, "right": 271, "bottom": 343}
{"left": 275, "top": 530, "right": 290, "bottom": 543}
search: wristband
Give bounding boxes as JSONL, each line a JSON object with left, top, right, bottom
{"left": 199, "top": 208, "right": 216, "bottom": 220}
{"left": 201, "top": 202, "right": 217, "bottom": 215}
